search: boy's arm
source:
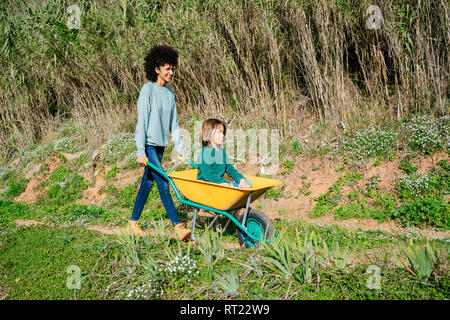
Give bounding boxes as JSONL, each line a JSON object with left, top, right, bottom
{"left": 170, "top": 97, "right": 184, "bottom": 156}
{"left": 135, "top": 85, "right": 151, "bottom": 158}
{"left": 224, "top": 151, "right": 244, "bottom": 183}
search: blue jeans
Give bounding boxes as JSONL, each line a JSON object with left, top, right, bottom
{"left": 220, "top": 177, "right": 252, "bottom": 188}
{"left": 130, "top": 145, "right": 181, "bottom": 226}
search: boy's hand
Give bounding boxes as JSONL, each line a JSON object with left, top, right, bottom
{"left": 238, "top": 178, "right": 251, "bottom": 189}
{"left": 136, "top": 156, "right": 149, "bottom": 167}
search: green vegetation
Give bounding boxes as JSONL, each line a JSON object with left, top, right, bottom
{"left": 0, "top": 0, "right": 448, "bottom": 301}
{"left": 393, "top": 198, "right": 449, "bottom": 230}
{"left": 398, "top": 160, "right": 418, "bottom": 175}
{"left": 309, "top": 158, "right": 449, "bottom": 231}
{"left": 400, "top": 116, "right": 449, "bottom": 155}
{"left": 1, "top": 0, "right": 448, "bottom": 162}
{"left": 0, "top": 219, "right": 448, "bottom": 300}
{"left": 267, "top": 184, "right": 286, "bottom": 201}
{"left": 395, "top": 172, "right": 440, "bottom": 200}
{"left": 335, "top": 128, "right": 398, "bottom": 161}
{"left": 39, "top": 165, "right": 88, "bottom": 206}
{"left": 102, "top": 133, "right": 137, "bottom": 165}
{"left": 0, "top": 226, "right": 120, "bottom": 299}
{"left": 0, "top": 200, "right": 33, "bottom": 228}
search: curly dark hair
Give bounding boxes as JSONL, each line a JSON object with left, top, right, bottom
{"left": 143, "top": 45, "right": 179, "bottom": 82}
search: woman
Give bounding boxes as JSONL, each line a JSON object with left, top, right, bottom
{"left": 129, "top": 45, "right": 191, "bottom": 241}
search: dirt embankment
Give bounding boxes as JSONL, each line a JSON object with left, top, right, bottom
{"left": 12, "top": 151, "right": 450, "bottom": 239}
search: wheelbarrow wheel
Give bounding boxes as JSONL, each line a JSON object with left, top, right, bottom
{"left": 236, "top": 208, "right": 274, "bottom": 248}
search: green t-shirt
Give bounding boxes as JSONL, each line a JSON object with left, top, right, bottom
{"left": 196, "top": 146, "right": 244, "bottom": 184}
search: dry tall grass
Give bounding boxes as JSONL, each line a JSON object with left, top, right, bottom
{"left": 0, "top": 0, "right": 448, "bottom": 159}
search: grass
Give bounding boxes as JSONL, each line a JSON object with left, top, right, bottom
{"left": 0, "top": 218, "right": 448, "bottom": 300}
{"left": 0, "top": 225, "right": 121, "bottom": 299}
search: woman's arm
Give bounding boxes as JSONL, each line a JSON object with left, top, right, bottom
{"left": 135, "top": 85, "right": 151, "bottom": 163}
{"left": 170, "top": 96, "right": 184, "bottom": 156}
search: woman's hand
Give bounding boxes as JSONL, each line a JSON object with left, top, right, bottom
{"left": 238, "top": 178, "right": 251, "bottom": 189}
{"left": 136, "top": 156, "right": 149, "bottom": 167}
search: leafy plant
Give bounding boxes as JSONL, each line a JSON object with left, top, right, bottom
{"left": 216, "top": 271, "right": 240, "bottom": 297}
{"left": 0, "top": 199, "right": 32, "bottom": 227}
{"left": 5, "top": 176, "right": 28, "bottom": 199}
{"left": 104, "top": 164, "right": 119, "bottom": 180}
{"left": 373, "top": 192, "right": 398, "bottom": 221}
{"left": 335, "top": 127, "right": 398, "bottom": 160}
{"left": 104, "top": 182, "right": 139, "bottom": 208}
{"left": 261, "top": 235, "right": 302, "bottom": 281}
{"left": 282, "top": 159, "right": 294, "bottom": 169}
{"left": 197, "top": 229, "right": 225, "bottom": 280}
{"left": 395, "top": 172, "right": 440, "bottom": 200}
{"left": 41, "top": 165, "right": 88, "bottom": 206}
{"left": 365, "top": 175, "right": 381, "bottom": 198}
{"left": 400, "top": 116, "right": 448, "bottom": 155}
{"left": 267, "top": 185, "right": 285, "bottom": 200}
{"left": 396, "top": 239, "right": 439, "bottom": 283}
{"left": 116, "top": 230, "right": 141, "bottom": 267}
{"left": 398, "top": 160, "right": 418, "bottom": 175}
{"left": 393, "top": 197, "right": 449, "bottom": 230}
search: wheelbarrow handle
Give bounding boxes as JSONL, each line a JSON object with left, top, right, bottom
{"left": 184, "top": 157, "right": 198, "bottom": 169}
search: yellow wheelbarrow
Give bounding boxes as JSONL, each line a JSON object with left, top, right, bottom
{"left": 146, "top": 159, "right": 282, "bottom": 248}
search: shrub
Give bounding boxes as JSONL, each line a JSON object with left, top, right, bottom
{"left": 42, "top": 166, "right": 88, "bottom": 206}
{"left": 393, "top": 197, "right": 449, "bottom": 230}
{"left": 400, "top": 115, "right": 448, "bottom": 154}
{"left": 373, "top": 192, "right": 398, "bottom": 220}
{"left": 431, "top": 159, "right": 449, "bottom": 195}
{"left": 335, "top": 127, "right": 398, "bottom": 160}
{"left": 5, "top": 177, "right": 28, "bottom": 199}
{"left": 395, "top": 172, "right": 439, "bottom": 200}
{"left": 0, "top": 200, "right": 32, "bottom": 227}
{"left": 103, "top": 133, "right": 136, "bottom": 164}
{"left": 398, "top": 160, "right": 418, "bottom": 175}
{"left": 0, "top": 167, "right": 28, "bottom": 200}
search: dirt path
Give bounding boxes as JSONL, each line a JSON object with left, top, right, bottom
{"left": 12, "top": 219, "right": 243, "bottom": 250}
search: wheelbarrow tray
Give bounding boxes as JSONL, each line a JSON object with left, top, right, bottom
{"left": 167, "top": 169, "right": 282, "bottom": 211}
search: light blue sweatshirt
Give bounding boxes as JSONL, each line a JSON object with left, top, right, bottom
{"left": 134, "top": 81, "right": 184, "bottom": 157}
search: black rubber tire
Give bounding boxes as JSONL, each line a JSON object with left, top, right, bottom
{"left": 236, "top": 208, "right": 274, "bottom": 248}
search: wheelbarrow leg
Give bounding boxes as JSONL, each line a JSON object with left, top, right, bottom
{"left": 242, "top": 193, "right": 252, "bottom": 228}
{"left": 200, "top": 214, "right": 220, "bottom": 238}
{"left": 261, "top": 190, "right": 268, "bottom": 213}
{"left": 191, "top": 208, "right": 198, "bottom": 241}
